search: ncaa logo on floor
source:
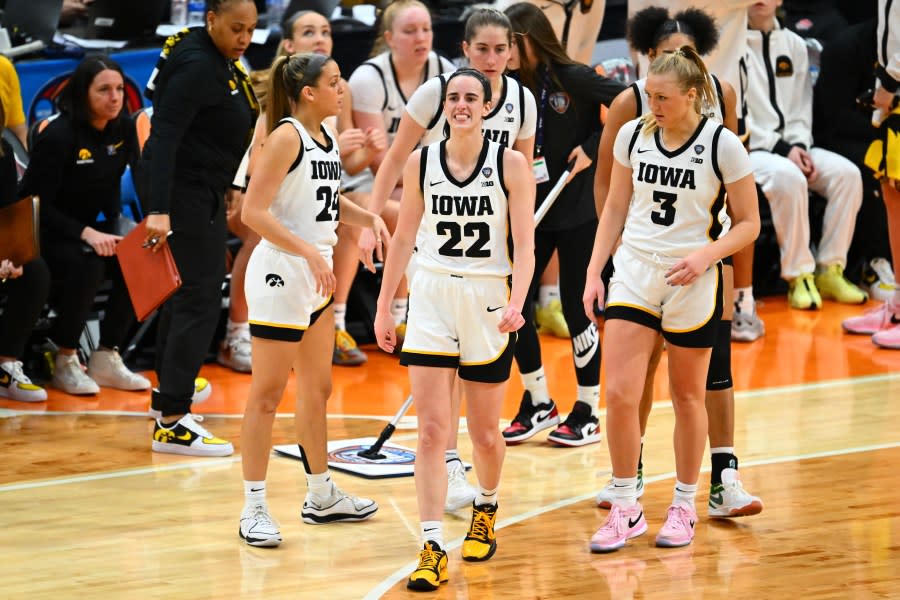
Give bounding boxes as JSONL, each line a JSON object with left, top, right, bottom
{"left": 328, "top": 446, "right": 416, "bottom": 465}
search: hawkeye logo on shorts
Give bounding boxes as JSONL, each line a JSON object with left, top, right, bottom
{"left": 265, "top": 273, "right": 285, "bottom": 287}
{"left": 76, "top": 148, "right": 94, "bottom": 164}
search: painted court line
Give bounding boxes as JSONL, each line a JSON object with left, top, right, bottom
{"left": 362, "top": 440, "right": 900, "bottom": 599}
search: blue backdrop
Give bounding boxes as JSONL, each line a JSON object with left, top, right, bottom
{"left": 15, "top": 48, "right": 160, "bottom": 125}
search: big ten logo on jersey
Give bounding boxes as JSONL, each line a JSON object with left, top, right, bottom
{"left": 484, "top": 128, "right": 510, "bottom": 146}
{"left": 310, "top": 159, "right": 341, "bottom": 181}
{"left": 430, "top": 194, "right": 495, "bottom": 217}
{"left": 636, "top": 162, "right": 696, "bottom": 190}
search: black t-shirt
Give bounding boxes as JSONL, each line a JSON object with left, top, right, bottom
{"left": 527, "top": 63, "right": 625, "bottom": 231}
{"left": 143, "top": 28, "right": 254, "bottom": 214}
{"left": 20, "top": 113, "right": 139, "bottom": 242}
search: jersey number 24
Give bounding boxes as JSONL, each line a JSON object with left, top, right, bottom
{"left": 315, "top": 186, "right": 340, "bottom": 222}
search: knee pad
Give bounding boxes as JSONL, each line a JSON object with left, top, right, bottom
{"left": 706, "top": 320, "right": 733, "bottom": 391}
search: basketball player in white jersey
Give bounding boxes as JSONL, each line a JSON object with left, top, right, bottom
{"left": 363, "top": 7, "right": 536, "bottom": 514}
{"left": 374, "top": 69, "right": 535, "bottom": 591}
{"left": 236, "top": 53, "right": 391, "bottom": 547}
{"left": 593, "top": 6, "right": 762, "bottom": 520}
{"left": 348, "top": 0, "right": 455, "bottom": 345}
{"left": 584, "top": 46, "right": 759, "bottom": 552}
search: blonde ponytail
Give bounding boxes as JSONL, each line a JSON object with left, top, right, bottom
{"left": 641, "top": 45, "right": 716, "bottom": 134}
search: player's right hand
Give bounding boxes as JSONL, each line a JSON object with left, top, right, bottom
{"left": 374, "top": 308, "right": 396, "bottom": 353}
{"left": 583, "top": 276, "right": 606, "bottom": 326}
{"left": 308, "top": 254, "right": 336, "bottom": 297}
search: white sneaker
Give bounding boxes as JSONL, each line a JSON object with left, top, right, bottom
{"left": 863, "top": 257, "right": 897, "bottom": 302}
{"left": 217, "top": 332, "right": 252, "bottom": 373}
{"left": 731, "top": 301, "right": 766, "bottom": 342}
{"left": 51, "top": 353, "right": 99, "bottom": 395}
{"left": 87, "top": 349, "right": 151, "bottom": 391}
{"left": 148, "top": 378, "right": 213, "bottom": 419}
{"left": 708, "top": 468, "right": 763, "bottom": 517}
{"left": 239, "top": 504, "right": 282, "bottom": 547}
{"left": 301, "top": 485, "right": 378, "bottom": 524}
{"left": 151, "top": 413, "right": 234, "bottom": 457}
{"left": 596, "top": 469, "right": 644, "bottom": 509}
{"left": 0, "top": 360, "right": 47, "bottom": 402}
{"left": 445, "top": 459, "right": 476, "bottom": 512}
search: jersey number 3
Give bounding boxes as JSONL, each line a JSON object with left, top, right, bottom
{"left": 436, "top": 221, "right": 491, "bottom": 258}
{"left": 315, "top": 186, "right": 339, "bottom": 222}
{"left": 651, "top": 190, "right": 676, "bottom": 227}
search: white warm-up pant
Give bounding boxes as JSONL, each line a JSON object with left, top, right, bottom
{"left": 750, "top": 147, "right": 863, "bottom": 280}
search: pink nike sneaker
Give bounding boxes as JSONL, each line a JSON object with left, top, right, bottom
{"left": 655, "top": 505, "right": 697, "bottom": 548}
{"left": 872, "top": 322, "right": 900, "bottom": 349}
{"left": 842, "top": 302, "right": 900, "bottom": 335}
{"left": 589, "top": 503, "right": 647, "bottom": 553}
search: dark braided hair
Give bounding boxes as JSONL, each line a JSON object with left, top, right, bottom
{"left": 627, "top": 6, "right": 719, "bottom": 57}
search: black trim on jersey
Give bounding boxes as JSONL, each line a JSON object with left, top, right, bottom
{"left": 458, "top": 333, "right": 516, "bottom": 383}
{"left": 313, "top": 124, "right": 335, "bottom": 153}
{"left": 708, "top": 183, "right": 727, "bottom": 241}
{"left": 712, "top": 74, "right": 726, "bottom": 121}
{"left": 427, "top": 74, "right": 449, "bottom": 131}
{"left": 761, "top": 31, "right": 786, "bottom": 132}
{"left": 663, "top": 263, "right": 723, "bottom": 348}
{"left": 627, "top": 120, "right": 643, "bottom": 155}
{"left": 400, "top": 351, "right": 459, "bottom": 369}
{"left": 360, "top": 62, "right": 390, "bottom": 111}
{"left": 605, "top": 304, "right": 661, "bottom": 331}
{"left": 277, "top": 118, "right": 304, "bottom": 173}
{"left": 484, "top": 75, "right": 509, "bottom": 121}
{"left": 419, "top": 146, "right": 429, "bottom": 195}
{"left": 439, "top": 137, "right": 491, "bottom": 188}
{"left": 389, "top": 53, "right": 441, "bottom": 105}
{"left": 630, "top": 82, "right": 642, "bottom": 120}
{"left": 517, "top": 75, "right": 525, "bottom": 129}
{"left": 497, "top": 144, "right": 508, "bottom": 197}
{"left": 710, "top": 123, "right": 725, "bottom": 182}
{"left": 653, "top": 116, "right": 708, "bottom": 158}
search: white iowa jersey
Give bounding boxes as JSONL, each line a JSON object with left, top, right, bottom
{"left": 417, "top": 139, "right": 511, "bottom": 277}
{"left": 351, "top": 50, "right": 454, "bottom": 143}
{"left": 631, "top": 73, "right": 727, "bottom": 123}
{"left": 419, "top": 74, "right": 535, "bottom": 148}
{"left": 261, "top": 118, "right": 341, "bottom": 260}
{"left": 614, "top": 116, "right": 752, "bottom": 258}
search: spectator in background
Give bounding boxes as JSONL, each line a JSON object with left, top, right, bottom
{"left": 813, "top": 18, "right": 894, "bottom": 300}
{"left": 745, "top": 0, "right": 866, "bottom": 310}
{"left": 142, "top": 0, "right": 259, "bottom": 456}
{"left": 0, "top": 56, "right": 28, "bottom": 149}
{"left": 0, "top": 103, "right": 50, "bottom": 403}
{"left": 59, "top": 0, "right": 95, "bottom": 28}
{"left": 20, "top": 57, "right": 149, "bottom": 396}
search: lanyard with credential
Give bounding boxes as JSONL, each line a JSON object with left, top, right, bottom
{"left": 534, "top": 69, "right": 551, "bottom": 158}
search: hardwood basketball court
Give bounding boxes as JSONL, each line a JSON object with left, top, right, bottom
{"left": 1, "top": 296, "right": 898, "bottom": 598}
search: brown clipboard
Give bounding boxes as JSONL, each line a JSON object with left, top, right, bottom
{"left": 0, "top": 195, "right": 40, "bottom": 266}
{"left": 115, "top": 218, "right": 182, "bottom": 321}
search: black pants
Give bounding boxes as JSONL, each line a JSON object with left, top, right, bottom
{"left": 153, "top": 184, "right": 227, "bottom": 417}
{"left": 515, "top": 219, "right": 600, "bottom": 387}
{"left": 0, "top": 257, "right": 50, "bottom": 358}
{"left": 43, "top": 239, "right": 135, "bottom": 350}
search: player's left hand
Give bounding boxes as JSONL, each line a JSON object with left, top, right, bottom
{"left": 497, "top": 303, "right": 525, "bottom": 333}
{"left": 565, "top": 145, "right": 593, "bottom": 184}
{"left": 665, "top": 252, "right": 709, "bottom": 286}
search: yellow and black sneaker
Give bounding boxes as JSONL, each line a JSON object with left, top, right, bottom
{"left": 152, "top": 414, "right": 234, "bottom": 457}
{"left": 462, "top": 503, "right": 498, "bottom": 562}
{"left": 407, "top": 541, "right": 448, "bottom": 591}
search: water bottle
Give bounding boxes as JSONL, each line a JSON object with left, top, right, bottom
{"left": 187, "top": 0, "right": 206, "bottom": 27}
{"left": 170, "top": 0, "right": 188, "bottom": 26}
